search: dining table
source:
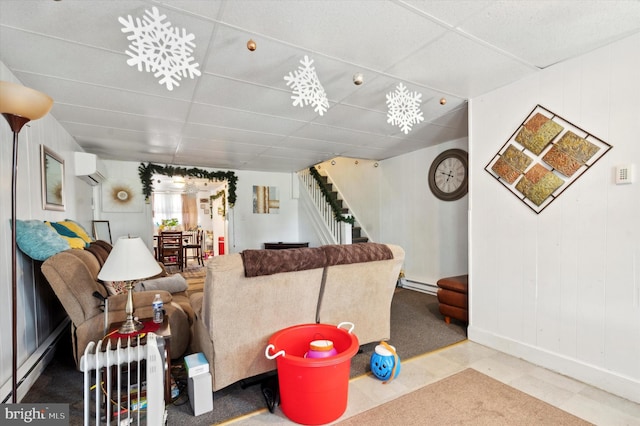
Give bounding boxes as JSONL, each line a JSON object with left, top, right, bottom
{"left": 154, "top": 231, "right": 196, "bottom": 262}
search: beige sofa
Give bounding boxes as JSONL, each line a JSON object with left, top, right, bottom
{"left": 41, "top": 242, "right": 194, "bottom": 366}
{"left": 190, "top": 243, "right": 404, "bottom": 391}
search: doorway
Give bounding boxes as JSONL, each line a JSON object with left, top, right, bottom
{"left": 151, "top": 174, "right": 228, "bottom": 259}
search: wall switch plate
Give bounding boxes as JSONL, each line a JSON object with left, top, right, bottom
{"left": 615, "top": 164, "right": 634, "bottom": 184}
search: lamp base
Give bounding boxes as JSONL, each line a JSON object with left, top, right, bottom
{"left": 118, "top": 317, "right": 144, "bottom": 334}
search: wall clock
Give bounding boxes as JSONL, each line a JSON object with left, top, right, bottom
{"left": 428, "top": 149, "right": 468, "bottom": 201}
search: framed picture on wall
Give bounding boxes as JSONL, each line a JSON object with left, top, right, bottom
{"left": 92, "top": 220, "right": 112, "bottom": 244}
{"left": 41, "top": 145, "right": 65, "bottom": 211}
{"left": 102, "top": 179, "right": 143, "bottom": 212}
{"left": 253, "top": 185, "right": 280, "bottom": 214}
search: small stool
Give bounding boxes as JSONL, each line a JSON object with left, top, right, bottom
{"left": 436, "top": 275, "right": 468, "bottom": 324}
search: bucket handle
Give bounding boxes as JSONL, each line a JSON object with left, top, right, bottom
{"left": 337, "top": 322, "right": 355, "bottom": 334}
{"left": 265, "top": 344, "right": 285, "bottom": 360}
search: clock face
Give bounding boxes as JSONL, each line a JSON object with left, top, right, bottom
{"left": 434, "top": 157, "right": 465, "bottom": 193}
{"left": 428, "top": 149, "right": 468, "bottom": 201}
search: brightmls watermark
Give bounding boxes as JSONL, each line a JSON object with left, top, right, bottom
{"left": 1, "top": 404, "right": 68, "bottom": 425}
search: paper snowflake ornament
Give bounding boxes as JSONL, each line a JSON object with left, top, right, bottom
{"left": 386, "top": 83, "right": 424, "bottom": 134}
{"left": 119, "top": 6, "right": 201, "bottom": 91}
{"left": 284, "top": 56, "right": 329, "bottom": 116}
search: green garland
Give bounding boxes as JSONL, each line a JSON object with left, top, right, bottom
{"left": 309, "top": 167, "right": 355, "bottom": 225}
{"left": 210, "top": 190, "right": 226, "bottom": 219}
{"left": 138, "top": 162, "right": 238, "bottom": 207}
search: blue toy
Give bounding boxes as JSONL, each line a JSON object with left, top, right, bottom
{"left": 370, "top": 342, "right": 401, "bottom": 382}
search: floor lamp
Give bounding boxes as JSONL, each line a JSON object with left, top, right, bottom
{"left": 0, "top": 81, "right": 53, "bottom": 403}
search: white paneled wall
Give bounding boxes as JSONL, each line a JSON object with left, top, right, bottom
{"left": 228, "top": 169, "right": 300, "bottom": 251}
{"left": 469, "top": 33, "right": 640, "bottom": 403}
{"left": 322, "top": 141, "right": 469, "bottom": 287}
{"left": 0, "top": 62, "right": 93, "bottom": 402}
{"left": 98, "top": 160, "right": 153, "bottom": 248}
{"left": 379, "top": 140, "right": 469, "bottom": 286}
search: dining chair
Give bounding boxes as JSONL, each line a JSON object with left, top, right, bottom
{"left": 183, "top": 229, "right": 204, "bottom": 267}
{"left": 159, "top": 231, "right": 183, "bottom": 271}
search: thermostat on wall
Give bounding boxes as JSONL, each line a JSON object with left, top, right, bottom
{"left": 615, "top": 164, "right": 634, "bottom": 184}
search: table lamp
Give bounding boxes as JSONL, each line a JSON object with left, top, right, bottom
{"left": 98, "top": 236, "right": 162, "bottom": 334}
{"left": 1, "top": 80, "right": 53, "bottom": 403}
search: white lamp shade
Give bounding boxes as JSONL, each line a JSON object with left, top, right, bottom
{"left": 0, "top": 81, "right": 53, "bottom": 120}
{"left": 98, "top": 236, "right": 162, "bottom": 282}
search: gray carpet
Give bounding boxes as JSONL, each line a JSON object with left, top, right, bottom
{"left": 22, "top": 288, "right": 467, "bottom": 425}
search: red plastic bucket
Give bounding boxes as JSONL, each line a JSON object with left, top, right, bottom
{"left": 265, "top": 323, "right": 359, "bottom": 425}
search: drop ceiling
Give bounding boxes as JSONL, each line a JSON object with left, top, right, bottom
{"left": 1, "top": 0, "right": 639, "bottom": 173}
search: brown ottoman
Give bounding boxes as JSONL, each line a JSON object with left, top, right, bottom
{"left": 436, "top": 275, "right": 468, "bottom": 324}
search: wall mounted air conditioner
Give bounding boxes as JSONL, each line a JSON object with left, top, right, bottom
{"left": 74, "top": 152, "right": 106, "bottom": 186}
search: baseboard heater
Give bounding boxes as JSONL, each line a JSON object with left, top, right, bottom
{"left": 0, "top": 318, "right": 70, "bottom": 403}
{"left": 399, "top": 279, "right": 438, "bottom": 296}
{"left": 80, "top": 333, "right": 167, "bottom": 425}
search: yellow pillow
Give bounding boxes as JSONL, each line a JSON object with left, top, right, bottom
{"left": 45, "top": 222, "right": 87, "bottom": 249}
{"left": 59, "top": 220, "right": 93, "bottom": 244}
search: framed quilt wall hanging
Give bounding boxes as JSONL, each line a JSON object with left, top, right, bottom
{"left": 485, "top": 105, "right": 612, "bottom": 214}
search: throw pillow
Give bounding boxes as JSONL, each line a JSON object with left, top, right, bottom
{"left": 103, "top": 280, "right": 127, "bottom": 296}
{"left": 134, "top": 274, "right": 188, "bottom": 293}
{"left": 60, "top": 219, "right": 94, "bottom": 244}
{"left": 15, "top": 220, "right": 69, "bottom": 261}
{"left": 46, "top": 221, "right": 88, "bottom": 249}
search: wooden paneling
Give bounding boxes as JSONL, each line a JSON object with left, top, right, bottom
{"left": 469, "top": 33, "right": 640, "bottom": 402}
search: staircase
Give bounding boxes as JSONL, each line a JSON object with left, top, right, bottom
{"left": 316, "top": 175, "right": 368, "bottom": 243}
{"left": 351, "top": 225, "right": 368, "bottom": 244}
{"left": 298, "top": 168, "right": 369, "bottom": 245}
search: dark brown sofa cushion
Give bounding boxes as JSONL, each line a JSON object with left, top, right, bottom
{"left": 322, "top": 243, "right": 393, "bottom": 266}
{"left": 240, "top": 243, "right": 395, "bottom": 277}
{"left": 241, "top": 247, "right": 326, "bottom": 277}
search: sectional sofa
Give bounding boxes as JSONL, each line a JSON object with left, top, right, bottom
{"left": 189, "top": 243, "right": 404, "bottom": 391}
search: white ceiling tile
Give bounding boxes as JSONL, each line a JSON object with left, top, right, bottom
{"left": 220, "top": 0, "right": 447, "bottom": 70}
{"left": 155, "top": 0, "right": 224, "bottom": 21}
{"left": 188, "top": 103, "right": 306, "bottom": 136}
{"left": 401, "top": 0, "right": 494, "bottom": 27}
{"left": 278, "top": 137, "right": 355, "bottom": 155}
{"left": 320, "top": 105, "right": 390, "bottom": 135}
{"left": 460, "top": 1, "right": 640, "bottom": 67}
{"left": 179, "top": 137, "right": 270, "bottom": 154}
{"left": 52, "top": 104, "right": 185, "bottom": 136}
{"left": 181, "top": 123, "right": 284, "bottom": 146}
{"left": 386, "top": 31, "right": 537, "bottom": 98}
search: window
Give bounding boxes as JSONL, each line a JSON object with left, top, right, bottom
{"left": 153, "top": 193, "right": 183, "bottom": 226}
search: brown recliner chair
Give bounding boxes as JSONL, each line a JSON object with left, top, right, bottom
{"left": 41, "top": 243, "right": 194, "bottom": 367}
{"left": 436, "top": 274, "right": 468, "bottom": 324}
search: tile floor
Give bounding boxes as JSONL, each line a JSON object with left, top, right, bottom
{"left": 223, "top": 340, "right": 640, "bottom": 425}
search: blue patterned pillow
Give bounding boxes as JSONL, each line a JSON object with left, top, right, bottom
{"left": 16, "top": 220, "right": 69, "bottom": 261}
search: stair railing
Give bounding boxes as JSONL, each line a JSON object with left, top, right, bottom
{"left": 319, "top": 167, "right": 372, "bottom": 244}
{"left": 298, "top": 169, "right": 352, "bottom": 244}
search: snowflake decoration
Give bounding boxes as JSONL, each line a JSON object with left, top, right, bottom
{"left": 386, "top": 83, "right": 424, "bottom": 134}
{"left": 284, "top": 56, "right": 329, "bottom": 116}
{"left": 119, "top": 7, "right": 201, "bottom": 91}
